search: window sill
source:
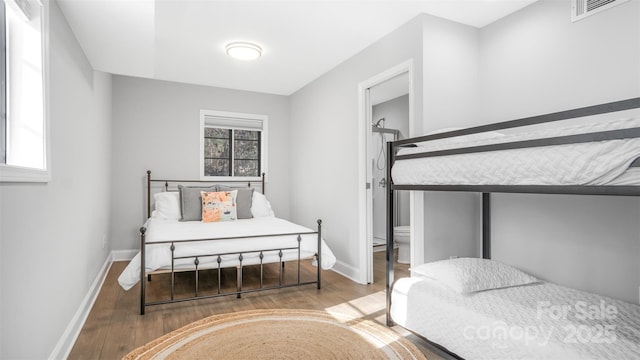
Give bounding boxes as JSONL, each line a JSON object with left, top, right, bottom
{"left": 0, "top": 164, "right": 51, "bottom": 183}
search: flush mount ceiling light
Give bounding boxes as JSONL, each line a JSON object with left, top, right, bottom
{"left": 225, "top": 42, "right": 262, "bottom": 61}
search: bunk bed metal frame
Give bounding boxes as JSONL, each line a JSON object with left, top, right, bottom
{"left": 385, "top": 97, "right": 640, "bottom": 358}
{"left": 140, "top": 171, "right": 323, "bottom": 315}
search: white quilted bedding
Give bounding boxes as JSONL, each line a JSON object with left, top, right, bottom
{"left": 391, "top": 277, "right": 640, "bottom": 359}
{"left": 392, "top": 118, "right": 640, "bottom": 186}
{"left": 118, "top": 217, "right": 336, "bottom": 291}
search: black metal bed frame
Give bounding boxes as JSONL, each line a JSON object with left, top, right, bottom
{"left": 385, "top": 97, "right": 640, "bottom": 358}
{"left": 139, "top": 170, "right": 322, "bottom": 315}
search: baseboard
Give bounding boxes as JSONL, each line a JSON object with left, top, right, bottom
{"left": 112, "top": 249, "right": 137, "bottom": 261}
{"left": 330, "top": 260, "right": 364, "bottom": 284}
{"left": 48, "top": 253, "right": 113, "bottom": 360}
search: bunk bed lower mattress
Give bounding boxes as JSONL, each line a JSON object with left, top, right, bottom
{"left": 391, "top": 277, "right": 640, "bottom": 360}
{"left": 118, "top": 217, "right": 336, "bottom": 291}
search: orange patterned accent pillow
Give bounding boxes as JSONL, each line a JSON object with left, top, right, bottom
{"left": 201, "top": 190, "right": 237, "bottom": 222}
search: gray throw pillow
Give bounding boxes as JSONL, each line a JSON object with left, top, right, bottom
{"left": 218, "top": 186, "right": 255, "bottom": 219}
{"left": 178, "top": 185, "right": 217, "bottom": 221}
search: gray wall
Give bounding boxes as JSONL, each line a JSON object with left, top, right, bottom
{"left": 110, "top": 76, "right": 291, "bottom": 251}
{"left": 479, "top": 0, "right": 640, "bottom": 122}
{"left": 289, "top": 16, "right": 424, "bottom": 280}
{"left": 422, "top": 15, "right": 482, "bottom": 262}
{"left": 479, "top": 0, "right": 640, "bottom": 303}
{"left": 0, "top": 2, "right": 113, "bottom": 358}
{"left": 373, "top": 95, "right": 410, "bottom": 140}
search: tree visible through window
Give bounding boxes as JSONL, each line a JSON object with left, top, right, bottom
{"left": 200, "top": 110, "right": 267, "bottom": 180}
{"left": 203, "top": 127, "right": 261, "bottom": 177}
{"left": 234, "top": 129, "right": 261, "bottom": 176}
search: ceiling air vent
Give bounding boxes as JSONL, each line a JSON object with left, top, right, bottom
{"left": 572, "top": 0, "right": 629, "bottom": 22}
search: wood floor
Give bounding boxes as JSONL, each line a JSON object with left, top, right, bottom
{"left": 69, "top": 251, "right": 443, "bottom": 359}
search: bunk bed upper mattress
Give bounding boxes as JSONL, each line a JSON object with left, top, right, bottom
{"left": 391, "top": 277, "right": 640, "bottom": 360}
{"left": 392, "top": 118, "right": 640, "bottom": 186}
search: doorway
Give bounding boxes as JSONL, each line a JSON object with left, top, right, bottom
{"left": 370, "top": 92, "right": 408, "bottom": 251}
{"left": 358, "top": 60, "right": 421, "bottom": 284}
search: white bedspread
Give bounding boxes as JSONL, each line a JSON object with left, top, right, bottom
{"left": 391, "top": 277, "right": 640, "bottom": 359}
{"left": 118, "top": 217, "right": 336, "bottom": 291}
{"left": 392, "top": 118, "right": 640, "bottom": 186}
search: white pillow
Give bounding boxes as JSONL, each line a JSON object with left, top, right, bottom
{"left": 153, "top": 191, "right": 181, "bottom": 220}
{"left": 410, "top": 257, "right": 538, "bottom": 294}
{"left": 251, "top": 192, "right": 275, "bottom": 218}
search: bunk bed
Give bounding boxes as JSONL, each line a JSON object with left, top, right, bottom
{"left": 117, "top": 171, "right": 336, "bottom": 315}
{"left": 385, "top": 98, "right": 640, "bottom": 359}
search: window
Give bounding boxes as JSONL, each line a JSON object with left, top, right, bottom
{"left": 1, "top": 3, "right": 5, "bottom": 165}
{"left": 0, "top": 0, "right": 49, "bottom": 182}
{"left": 200, "top": 110, "right": 267, "bottom": 180}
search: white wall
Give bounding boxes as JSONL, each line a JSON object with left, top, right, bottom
{"left": 0, "top": 2, "right": 113, "bottom": 358}
{"left": 289, "top": 16, "right": 424, "bottom": 281}
{"left": 422, "top": 15, "right": 482, "bottom": 262}
{"left": 110, "top": 76, "right": 291, "bottom": 251}
{"left": 479, "top": 0, "right": 640, "bottom": 303}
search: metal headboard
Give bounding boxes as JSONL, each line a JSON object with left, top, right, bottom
{"left": 146, "top": 170, "right": 266, "bottom": 219}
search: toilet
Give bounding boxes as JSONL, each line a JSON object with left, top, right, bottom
{"left": 394, "top": 226, "right": 410, "bottom": 264}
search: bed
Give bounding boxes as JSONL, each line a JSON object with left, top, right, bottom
{"left": 391, "top": 259, "right": 640, "bottom": 359}
{"left": 392, "top": 117, "right": 640, "bottom": 187}
{"left": 118, "top": 171, "right": 336, "bottom": 314}
{"left": 385, "top": 98, "right": 640, "bottom": 359}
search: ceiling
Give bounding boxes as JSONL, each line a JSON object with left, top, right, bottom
{"left": 57, "top": 0, "right": 537, "bottom": 96}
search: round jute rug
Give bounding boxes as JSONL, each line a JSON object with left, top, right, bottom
{"left": 123, "top": 309, "right": 427, "bottom": 359}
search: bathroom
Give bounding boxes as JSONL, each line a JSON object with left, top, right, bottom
{"left": 371, "top": 93, "right": 410, "bottom": 263}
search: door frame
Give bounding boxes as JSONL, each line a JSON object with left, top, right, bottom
{"left": 357, "top": 59, "right": 423, "bottom": 284}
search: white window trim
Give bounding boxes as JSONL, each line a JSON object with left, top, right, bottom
{"left": 199, "top": 109, "right": 268, "bottom": 182}
{"left": 0, "top": 0, "right": 50, "bottom": 183}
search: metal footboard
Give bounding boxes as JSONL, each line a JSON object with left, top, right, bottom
{"left": 140, "top": 220, "right": 323, "bottom": 315}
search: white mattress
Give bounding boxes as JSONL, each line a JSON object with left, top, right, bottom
{"left": 392, "top": 118, "right": 640, "bottom": 186}
{"left": 118, "top": 217, "right": 336, "bottom": 291}
{"left": 391, "top": 277, "right": 640, "bottom": 360}
{"left": 607, "top": 167, "right": 640, "bottom": 185}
